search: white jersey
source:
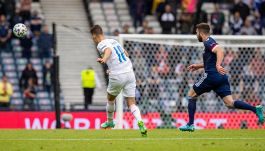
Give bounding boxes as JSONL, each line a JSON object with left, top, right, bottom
{"left": 97, "top": 39, "right": 133, "bottom": 75}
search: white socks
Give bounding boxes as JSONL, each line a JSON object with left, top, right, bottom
{"left": 106, "top": 102, "right": 142, "bottom": 123}
{"left": 130, "top": 104, "right": 142, "bottom": 122}
{"left": 106, "top": 101, "right": 115, "bottom": 122}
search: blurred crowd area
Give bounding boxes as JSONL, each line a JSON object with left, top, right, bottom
{"left": 0, "top": 0, "right": 54, "bottom": 111}
{"left": 95, "top": 0, "right": 265, "bottom": 35}
{"left": 89, "top": 0, "right": 265, "bottom": 119}
{"left": 0, "top": 0, "right": 52, "bottom": 59}
{"left": 124, "top": 41, "right": 265, "bottom": 114}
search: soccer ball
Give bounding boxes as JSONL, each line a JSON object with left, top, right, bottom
{"left": 13, "top": 23, "right": 28, "bottom": 38}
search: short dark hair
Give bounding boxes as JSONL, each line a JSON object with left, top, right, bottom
{"left": 90, "top": 25, "right": 103, "bottom": 35}
{"left": 196, "top": 23, "right": 210, "bottom": 34}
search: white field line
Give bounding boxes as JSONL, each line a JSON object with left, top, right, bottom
{"left": 0, "top": 138, "right": 264, "bottom": 141}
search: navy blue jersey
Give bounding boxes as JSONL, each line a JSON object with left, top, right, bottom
{"left": 203, "top": 37, "right": 218, "bottom": 73}
{"left": 193, "top": 37, "right": 232, "bottom": 98}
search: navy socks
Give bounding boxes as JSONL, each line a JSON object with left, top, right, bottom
{"left": 187, "top": 98, "right": 197, "bottom": 126}
{"left": 234, "top": 100, "right": 256, "bottom": 113}
{"left": 186, "top": 99, "right": 256, "bottom": 126}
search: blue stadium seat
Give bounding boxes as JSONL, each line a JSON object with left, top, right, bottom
{"left": 14, "top": 51, "right": 22, "bottom": 58}
{"left": 1, "top": 52, "right": 13, "bottom": 58}
{"left": 16, "top": 58, "right": 28, "bottom": 65}
{"left": 30, "top": 58, "right": 42, "bottom": 65}
{"left": 12, "top": 85, "right": 20, "bottom": 91}
{"left": 31, "top": 46, "right": 38, "bottom": 52}
{"left": 12, "top": 92, "right": 22, "bottom": 99}
{"left": 10, "top": 98, "right": 23, "bottom": 105}
{"left": 38, "top": 98, "right": 52, "bottom": 110}
{"left": 9, "top": 78, "right": 19, "bottom": 85}
{"left": 11, "top": 39, "right": 20, "bottom": 46}
{"left": 43, "top": 58, "right": 53, "bottom": 64}
{"left": 13, "top": 46, "right": 22, "bottom": 52}
{"left": 37, "top": 71, "right": 43, "bottom": 78}
{"left": 34, "top": 64, "right": 43, "bottom": 72}
{"left": 3, "top": 64, "right": 16, "bottom": 72}
{"left": 2, "top": 58, "right": 15, "bottom": 64}
{"left": 10, "top": 99, "right": 23, "bottom": 110}
{"left": 38, "top": 98, "right": 51, "bottom": 105}
{"left": 5, "top": 71, "right": 18, "bottom": 79}
{"left": 17, "top": 64, "right": 26, "bottom": 72}
{"left": 37, "top": 91, "right": 49, "bottom": 99}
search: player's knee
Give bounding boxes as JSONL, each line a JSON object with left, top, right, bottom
{"left": 107, "top": 94, "right": 116, "bottom": 102}
{"left": 107, "top": 98, "right": 115, "bottom": 103}
{"left": 188, "top": 89, "right": 197, "bottom": 98}
{"left": 188, "top": 92, "right": 197, "bottom": 97}
{"left": 187, "top": 91, "right": 198, "bottom": 100}
{"left": 224, "top": 101, "right": 234, "bottom": 108}
{"left": 126, "top": 97, "right": 136, "bottom": 108}
{"left": 223, "top": 95, "right": 234, "bottom": 108}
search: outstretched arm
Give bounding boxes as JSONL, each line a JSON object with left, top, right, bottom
{"left": 196, "top": 63, "right": 204, "bottom": 68}
{"left": 187, "top": 63, "right": 204, "bottom": 72}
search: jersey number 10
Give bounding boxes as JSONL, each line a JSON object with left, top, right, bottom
{"left": 114, "top": 46, "right": 127, "bottom": 63}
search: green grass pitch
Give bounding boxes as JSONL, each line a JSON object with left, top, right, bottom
{"left": 0, "top": 129, "right": 264, "bottom": 151}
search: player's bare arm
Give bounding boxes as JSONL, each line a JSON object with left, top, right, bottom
{"left": 97, "top": 48, "right": 112, "bottom": 64}
{"left": 187, "top": 63, "right": 204, "bottom": 72}
{"left": 124, "top": 49, "right": 129, "bottom": 57}
{"left": 212, "top": 45, "right": 226, "bottom": 75}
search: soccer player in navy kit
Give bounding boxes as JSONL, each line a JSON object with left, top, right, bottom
{"left": 179, "top": 23, "right": 264, "bottom": 132}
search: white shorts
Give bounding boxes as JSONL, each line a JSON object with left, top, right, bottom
{"left": 107, "top": 71, "right": 136, "bottom": 97}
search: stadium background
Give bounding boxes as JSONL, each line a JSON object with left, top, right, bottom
{"left": 0, "top": 0, "right": 264, "bottom": 130}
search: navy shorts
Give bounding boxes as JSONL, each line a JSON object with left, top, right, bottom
{"left": 193, "top": 72, "right": 232, "bottom": 98}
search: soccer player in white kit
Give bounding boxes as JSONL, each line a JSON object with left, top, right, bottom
{"left": 90, "top": 25, "right": 147, "bottom": 136}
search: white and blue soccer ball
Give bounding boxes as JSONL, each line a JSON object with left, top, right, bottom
{"left": 13, "top": 23, "right": 28, "bottom": 38}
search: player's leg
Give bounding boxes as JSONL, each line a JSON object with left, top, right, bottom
{"left": 126, "top": 97, "right": 143, "bottom": 122}
{"left": 124, "top": 71, "right": 147, "bottom": 136}
{"left": 223, "top": 95, "right": 264, "bottom": 124}
{"left": 215, "top": 75, "right": 264, "bottom": 124}
{"left": 187, "top": 88, "right": 198, "bottom": 126}
{"left": 101, "top": 93, "right": 116, "bottom": 129}
{"left": 222, "top": 95, "right": 255, "bottom": 111}
{"left": 179, "top": 88, "right": 197, "bottom": 132}
{"left": 106, "top": 93, "right": 116, "bottom": 122}
{"left": 179, "top": 73, "right": 211, "bottom": 132}
{"left": 101, "top": 76, "right": 123, "bottom": 129}
{"left": 126, "top": 97, "right": 147, "bottom": 136}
